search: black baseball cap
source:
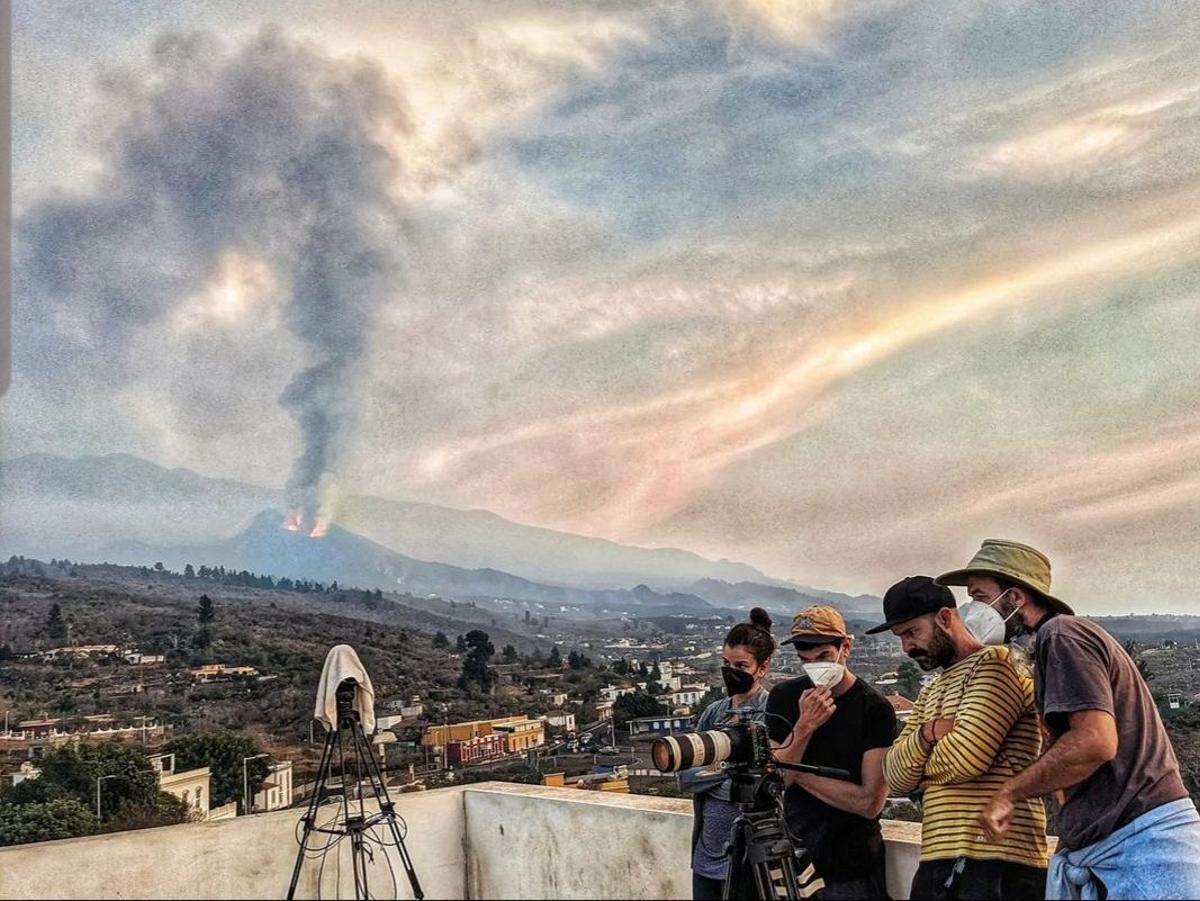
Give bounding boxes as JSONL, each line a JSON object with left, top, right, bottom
{"left": 865, "top": 576, "right": 956, "bottom": 635}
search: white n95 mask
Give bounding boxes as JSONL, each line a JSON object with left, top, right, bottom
{"left": 802, "top": 662, "right": 845, "bottom": 689}
{"left": 961, "top": 590, "right": 1020, "bottom": 646}
{"left": 961, "top": 601, "right": 1006, "bottom": 646}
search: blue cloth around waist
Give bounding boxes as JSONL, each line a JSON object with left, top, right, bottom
{"left": 1046, "top": 797, "right": 1200, "bottom": 901}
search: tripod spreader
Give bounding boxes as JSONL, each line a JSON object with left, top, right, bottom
{"left": 772, "top": 761, "right": 851, "bottom": 780}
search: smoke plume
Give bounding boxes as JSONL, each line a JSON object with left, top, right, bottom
{"left": 16, "top": 27, "right": 412, "bottom": 529}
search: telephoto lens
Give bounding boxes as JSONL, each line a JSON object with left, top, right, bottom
{"left": 652, "top": 727, "right": 739, "bottom": 772}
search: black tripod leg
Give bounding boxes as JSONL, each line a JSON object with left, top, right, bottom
{"left": 333, "top": 722, "right": 373, "bottom": 901}
{"left": 353, "top": 725, "right": 424, "bottom": 900}
{"left": 723, "top": 818, "right": 748, "bottom": 901}
{"left": 382, "top": 808, "right": 425, "bottom": 900}
{"left": 288, "top": 729, "right": 336, "bottom": 900}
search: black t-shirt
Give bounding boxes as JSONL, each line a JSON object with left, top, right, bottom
{"left": 766, "top": 675, "right": 898, "bottom": 881}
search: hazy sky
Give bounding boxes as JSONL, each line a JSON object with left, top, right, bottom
{"left": 5, "top": 1, "right": 1200, "bottom": 613}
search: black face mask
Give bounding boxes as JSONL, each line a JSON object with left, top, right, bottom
{"left": 722, "top": 665, "right": 756, "bottom": 697}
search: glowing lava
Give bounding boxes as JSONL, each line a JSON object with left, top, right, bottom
{"left": 282, "top": 508, "right": 329, "bottom": 538}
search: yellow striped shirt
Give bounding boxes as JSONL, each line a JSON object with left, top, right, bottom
{"left": 884, "top": 645, "right": 1048, "bottom": 867}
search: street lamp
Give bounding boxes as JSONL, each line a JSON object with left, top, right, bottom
{"left": 242, "top": 753, "right": 270, "bottom": 816}
{"left": 95, "top": 774, "right": 120, "bottom": 819}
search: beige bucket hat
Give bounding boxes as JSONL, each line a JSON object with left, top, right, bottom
{"left": 935, "top": 538, "right": 1074, "bottom": 616}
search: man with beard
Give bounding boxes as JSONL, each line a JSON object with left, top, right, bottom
{"left": 960, "top": 540, "right": 1200, "bottom": 900}
{"left": 875, "top": 576, "right": 1047, "bottom": 900}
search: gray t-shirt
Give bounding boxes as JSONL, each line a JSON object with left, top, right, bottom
{"left": 1034, "top": 614, "right": 1188, "bottom": 850}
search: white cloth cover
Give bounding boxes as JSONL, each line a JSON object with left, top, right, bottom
{"left": 313, "top": 644, "right": 376, "bottom": 733}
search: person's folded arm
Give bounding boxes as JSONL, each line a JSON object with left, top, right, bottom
{"left": 884, "top": 693, "right": 933, "bottom": 795}
{"left": 923, "top": 653, "right": 1025, "bottom": 785}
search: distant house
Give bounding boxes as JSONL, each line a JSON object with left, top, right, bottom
{"left": 16, "top": 718, "right": 61, "bottom": 741}
{"left": 151, "top": 754, "right": 212, "bottom": 819}
{"left": 400, "top": 697, "right": 424, "bottom": 719}
{"left": 423, "top": 715, "right": 545, "bottom": 754}
{"left": 190, "top": 664, "right": 260, "bottom": 684}
{"left": 38, "top": 645, "right": 121, "bottom": 662}
{"left": 538, "top": 690, "right": 569, "bottom": 708}
{"left": 595, "top": 700, "right": 615, "bottom": 722}
{"left": 447, "top": 733, "right": 506, "bottom": 765}
{"left": 9, "top": 761, "right": 40, "bottom": 786}
{"left": 492, "top": 717, "right": 545, "bottom": 753}
{"left": 627, "top": 715, "right": 696, "bottom": 737}
{"left": 668, "top": 686, "right": 707, "bottom": 709}
{"left": 123, "top": 650, "right": 166, "bottom": 666}
{"left": 600, "top": 685, "right": 637, "bottom": 703}
{"left": 253, "top": 761, "right": 294, "bottom": 812}
{"left": 544, "top": 711, "right": 576, "bottom": 734}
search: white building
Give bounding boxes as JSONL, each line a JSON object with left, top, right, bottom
{"left": 253, "top": 761, "right": 294, "bottom": 812}
{"left": 600, "top": 685, "right": 637, "bottom": 703}
{"left": 123, "top": 650, "right": 166, "bottom": 666}
{"left": 151, "top": 754, "right": 212, "bottom": 820}
{"left": 9, "top": 761, "right": 40, "bottom": 786}
{"left": 668, "top": 686, "right": 707, "bottom": 708}
{"left": 544, "top": 711, "right": 576, "bottom": 733}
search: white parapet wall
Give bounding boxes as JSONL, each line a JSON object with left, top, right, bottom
{"left": 0, "top": 782, "right": 924, "bottom": 900}
{"left": 0, "top": 785, "right": 470, "bottom": 900}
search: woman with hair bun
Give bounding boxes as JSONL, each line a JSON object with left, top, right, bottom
{"left": 680, "top": 607, "right": 776, "bottom": 899}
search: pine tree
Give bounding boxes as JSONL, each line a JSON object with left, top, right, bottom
{"left": 196, "top": 595, "right": 215, "bottom": 649}
{"left": 44, "top": 603, "right": 67, "bottom": 642}
{"left": 457, "top": 630, "right": 496, "bottom": 693}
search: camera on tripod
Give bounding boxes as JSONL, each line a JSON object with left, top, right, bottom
{"left": 651, "top": 706, "right": 771, "bottom": 774}
{"left": 651, "top": 708, "right": 850, "bottom": 900}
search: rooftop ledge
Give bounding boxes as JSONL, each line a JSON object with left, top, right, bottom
{"left": 0, "top": 781, "right": 926, "bottom": 900}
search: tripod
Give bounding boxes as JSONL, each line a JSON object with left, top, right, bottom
{"left": 721, "top": 762, "right": 849, "bottom": 901}
{"left": 287, "top": 681, "right": 424, "bottom": 900}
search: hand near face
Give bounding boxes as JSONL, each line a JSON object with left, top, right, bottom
{"left": 797, "top": 686, "right": 835, "bottom": 734}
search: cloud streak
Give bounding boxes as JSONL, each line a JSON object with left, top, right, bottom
{"left": 419, "top": 198, "right": 1200, "bottom": 536}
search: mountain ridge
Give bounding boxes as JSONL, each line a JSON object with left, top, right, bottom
{"left": 101, "top": 508, "right": 719, "bottom": 617}
{"left": 1, "top": 452, "right": 784, "bottom": 590}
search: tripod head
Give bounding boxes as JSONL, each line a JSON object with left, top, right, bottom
{"left": 335, "top": 678, "right": 360, "bottom": 730}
